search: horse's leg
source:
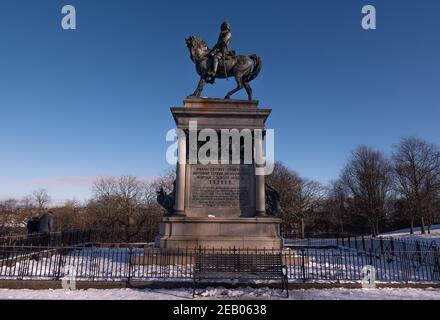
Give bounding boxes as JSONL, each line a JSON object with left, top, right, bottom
{"left": 225, "top": 76, "right": 243, "bottom": 99}
{"left": 191, "top": 77, "right": 206, "bottom": 97}
{"left": 243, "top": 80, "right": 253, "bottom": 101}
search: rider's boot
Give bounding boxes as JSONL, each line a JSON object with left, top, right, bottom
{"left": 208, "top": 58, "right": 218, "bottom": 77}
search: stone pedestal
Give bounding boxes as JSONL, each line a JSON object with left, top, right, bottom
{"left": 159, "top": 217, "right": 282, "bottom": 249}
{"left": 158, "top": 98, "right": 282, "bottom": 250}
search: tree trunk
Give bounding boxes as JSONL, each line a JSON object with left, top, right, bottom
{"left": 300, "top": 218, "right": 305, "bottom": 239}
{"left": 410, "top": 217, "right": 414, "bottom": 234}
{"left": 371, "top": 222, "right": 377, "bottom": 237}
{"left": 420, "top": 216, "right": 425, "bottom": 234}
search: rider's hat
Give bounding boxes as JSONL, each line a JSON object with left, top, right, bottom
{"left": 221, "top": 21, "right": 231, "bottom": 31}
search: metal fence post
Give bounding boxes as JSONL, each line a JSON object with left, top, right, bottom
{"left": 301, "top": 249, "right": 306, "bottom": 283}
{"left": 432, "top": 245, "right": 440, "bottom": 281}
{"left": 416, "top": 241, "right": 422, "bottom": 265}
{"left": 380, "top": 237, "right": 384, "bottom": 255}
{"left": 401, "top": 242, "right": 409, "bottom": 283}
{"left": 127, "top": 248, "right": 132, "bottom": 282}
{"left": 56, "top": 246, "right": 64, "bottom": 280}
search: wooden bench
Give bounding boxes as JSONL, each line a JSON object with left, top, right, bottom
{"left": 193, "top": 250, "right": 289, "bottom": 297}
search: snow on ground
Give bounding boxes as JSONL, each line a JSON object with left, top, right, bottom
{"left": 0, "top": 287, "right": 439, "bottom": 300}
{"left": 381, "top": 225, "right": 440, "bottom": 244}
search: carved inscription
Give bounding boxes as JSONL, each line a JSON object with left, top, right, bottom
{"left": 191, "top": 165, "right": 251, "bottom": 208}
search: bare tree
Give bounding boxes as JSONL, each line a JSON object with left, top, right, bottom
{"left": 392, "top": 137, "right": 440, "bottom": 234}
{"left": 88, "top": 176, "right": 119, "bottom": 230}
{"left": 114, "top": 176, "right": 146, "bottom": 241}
{"left": 324, "top": 180, "right": 349, "bottom": 235}
{"left": 0, "top": 199, "right": 18, "bottom": 236}
{"left": 266, "top": 161, "right": 323, "bottom": 238}
{"left": 151, "top": 167, "right": 176, "bottom": 195}
{"left": 294, "top": 178, "right": 324, "bottom": 238}
{"left": 266, "top": 162, "right": 302, "bottom": 230}
{"left": 32, "top": 189, "right": 51, "bottom": 211}
{"left": 89, "top": 176, "right": 161, "bottom": 242}
{"left": 340, "top": 145, "right": 393, "bottom": 237}
{"left": 53, "top": 199, "right": 82, "bottom": 231}
{"left": 425, "top": 191, "right": 440, "bottom": 234}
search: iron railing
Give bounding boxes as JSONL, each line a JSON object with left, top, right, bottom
{"left": 0, "top": 229, "right": 157, "bottom": 248}
{"left": 0, "top": 229, "right": 439, "bottom": 283}
{"left": 0, "top": 245, "right": 439, "bottom": 283}
{"left": 0, "top": 230, "right": 93, "bottom": 248}
{"left": 284, "top": 234, "right": 440, "bottom": 267}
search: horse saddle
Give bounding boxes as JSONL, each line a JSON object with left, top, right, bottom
{"left": 225, "top": 50, "right": 236, "bottom": 59}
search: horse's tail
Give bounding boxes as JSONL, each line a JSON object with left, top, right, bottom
{"left": 246, "top": 54, "right": 262, "bottom": 82}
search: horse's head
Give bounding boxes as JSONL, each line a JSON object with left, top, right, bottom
{"left": 185, "top": 36, "right": 209, "bottom": 63}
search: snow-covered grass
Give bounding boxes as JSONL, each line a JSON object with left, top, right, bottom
{"left": 0, "top": 247, "right": 193, "bottom": 280}
{"left": 381, "top": 225, "right": 440, "bottom": 245}
{"left": 0, "top": 287, "right": 439, "bottom": 300}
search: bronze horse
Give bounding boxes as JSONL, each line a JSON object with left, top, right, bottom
{"left": 185, "top": 36, "right": 262, "bottom": 100}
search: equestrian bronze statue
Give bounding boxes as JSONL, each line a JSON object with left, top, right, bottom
{"left": 185, "top": 22, "right": 262, "bottom": 101}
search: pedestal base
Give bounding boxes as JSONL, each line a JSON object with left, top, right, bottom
{"left": 158, "top": 217, "right": 283, "bottom": 250}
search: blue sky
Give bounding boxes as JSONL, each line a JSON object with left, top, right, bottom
{"left": 0, "top": 0, "right": 439, "bottom": 203}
